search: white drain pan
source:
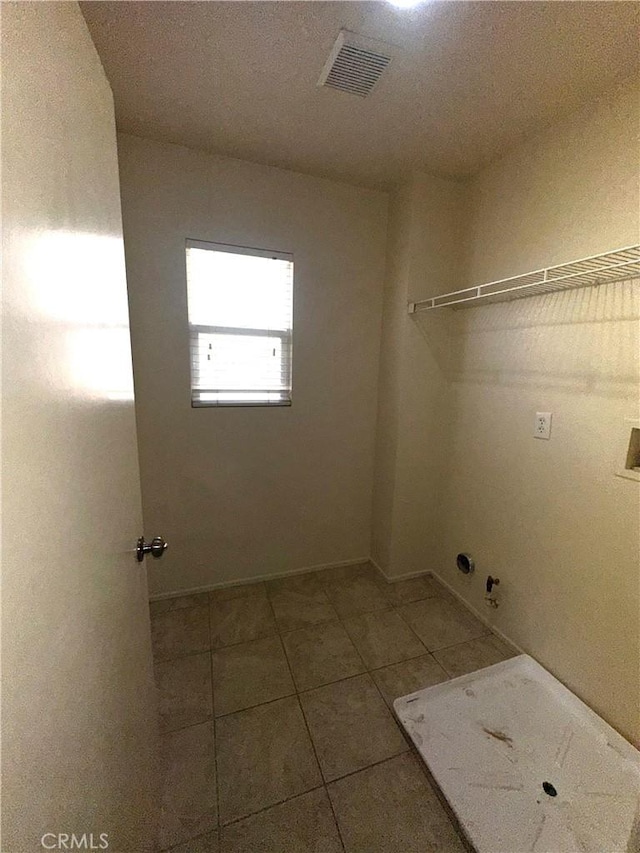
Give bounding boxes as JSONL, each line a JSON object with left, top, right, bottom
{"left": 394, "top": 655, "right": 640, "bottom": 853}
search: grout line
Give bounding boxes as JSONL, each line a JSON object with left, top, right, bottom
{"left": 214, "top": 691, "right": 301, "bottom": 723}
{"left": 217, "top": 784, "right": 327, "bottom": 831}
{"left": 361, "top": 654, "right": 415, "bottom": 746}
{"left": 324, "top": 750, "right": 411, "bottom": 789}
{"left": 150, "top": 601, "right": 208, "bottom": 618}
{"left": 389, "top": 602, "right": 434, "bottom": 652}
{"left": 338, "top": 631, "right": 431, "bottom": 675}
{"left": 286, "top": 662, "right": 348, "bottom": 852}
{"left": 273, "top": 627, "right": 346, "bottom": 851}
{"left": 213, "top": 691, "right": 298, "bottom": 720}
{"left": 210, "top": 630, "right": 279, "bottom": 652}
{"left": 151, "top": 602, "right": 211, "bottom": 619}
{"left": 274, "top": 608, "right": 341, "bottom": 634}
{"left": 163, "top": 827, "right": 218, "bottom": 853}
{"left": 278, "top": 610, "right": 377, "bottom": 638}
{"left": 160, "top": 716, "right": 215, "bottom": 737}
{"left": 324, "top": 788, "right": 347, "bottom": 853}
{"left": 154, "top": 562, "right": 518, "bottom": 848}
{"left": 296, "top": 669, "right": 371, "bottom": 701}
{"left": 290, "top": 667, "right": 362, "bottom": 697}
{"left": 264, "top": 592, "right": 280, "bottom": 643}
{"left": 406, "top": 741, "right": 475, "bottom": 852}
{"left": 153, "top": 647, "right": 212, "bottom": 666}
{"left": 283, "top": 619, "right": 409, "bottom": 793}
{"left": 428, "top": 631, "right": 492, "bottom": 655}
{"left": 156, "top": 632, "right": 493, "bottom": 735}
{"left": 268, "top": 594, "right": 339, "bottom": 633}
{"left": 154, "top": 610, "right": 501, "bottom": 679}
{"left": 208, "top": 599, "right": 221, "bottom": 831}
{"left": 434, "top": 662, "right": 456, "bottom": 679}
{"left": 428, "top": 569, "right": 525, "bottom": 654}
{"left": 366, "top": 649, "right": 445, "bottom": 676}
{"left": 217, "top": 753, "right": 421, "bottom": 839}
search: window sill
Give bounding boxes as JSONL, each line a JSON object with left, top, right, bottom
{"left": 191, "top": 400, "right": 292, "bottom": 408}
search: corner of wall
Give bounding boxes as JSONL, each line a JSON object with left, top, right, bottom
{"left": 371, "top": 183, "right": 414, "bottom": 571}
{"left": 371, "top": 170, "right": 470, "bottom": 578}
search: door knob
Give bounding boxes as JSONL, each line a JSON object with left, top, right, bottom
{"left": 136, "top": 536, "right": 168, "bottom": 562}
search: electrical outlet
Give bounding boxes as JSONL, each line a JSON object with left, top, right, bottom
{"left": 534, "top": 412, "right": 552, "bottom": 440}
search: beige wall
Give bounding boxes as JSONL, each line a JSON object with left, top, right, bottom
{"left": 372, "top": 173, "right": 464, "bottom": 575}
{"left": 464, "top": 76, "right": 640, "bottom": 284}
{"left": 437, "top": 77, "right": 640, "bottom": 743}
{"left": 117, "top": 134, "right": 388, "bottom": 596}
{"left": 374, "top": 76, "right": 640, "bottom": 742}
{"left": 371, "top": 183, "right": 413, "bottom": 572}
{"left": 119, "top": 74, "right": 638, "bottom": 739}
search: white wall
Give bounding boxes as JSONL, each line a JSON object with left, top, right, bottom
{"left": 117, "top": 134, "right": 388, "bottom": 596}
{"left": 438, "top": 77, "right": 640, "bottom": 743}
{"left": 2, "top": 4, "right": 158, "bottom": 849}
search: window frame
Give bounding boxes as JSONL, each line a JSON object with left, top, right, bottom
{"left": 185, "top": 238, "right": 294, "bottom": 409}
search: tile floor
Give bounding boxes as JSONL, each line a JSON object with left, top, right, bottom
{"left": 150, "top": 562, "right": 516, "bottom": 852}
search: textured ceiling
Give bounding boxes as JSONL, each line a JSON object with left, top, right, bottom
{"left": 81, "top": 1, "right": 639, "bottom": 188}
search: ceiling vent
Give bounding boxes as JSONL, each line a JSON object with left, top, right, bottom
{"left": 318, "top": 30, "right": 394, "bottom": 98}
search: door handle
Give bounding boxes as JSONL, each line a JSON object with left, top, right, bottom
{"left": 136, "top": 536, "right": 168, "bottom": 562}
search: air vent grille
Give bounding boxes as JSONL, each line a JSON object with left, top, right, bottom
{"left": 318, "top": 31, "right": 393, "bottom": 98}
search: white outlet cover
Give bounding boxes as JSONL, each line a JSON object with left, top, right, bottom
{"left": 535, "top": 412, "right": 552, "bottom": 440}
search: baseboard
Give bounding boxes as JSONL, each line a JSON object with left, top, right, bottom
{"left": 367, "top": 556, "right": 389, "bottom": 583}
{"left": 148, "top": 556, "right": 371, "bottom": 601}
{"left": 151, "top": 554, "right": 523, "bottom": 657}
{"left": 370, "top": 558, "right": 524, "bottom": 656}
{"left": 369, "top": 558, "right": 438, "bottom": 584}
{"left": 428, "top": 569, "right": 525, "bottom": 655}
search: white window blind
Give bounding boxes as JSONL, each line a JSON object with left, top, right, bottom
{"left": 185, "top": 239, "right": 293, "bottom": 407}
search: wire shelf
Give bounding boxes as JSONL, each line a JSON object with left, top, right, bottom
{"left": 408, "top": 245, "right": 640, "bottom": 313}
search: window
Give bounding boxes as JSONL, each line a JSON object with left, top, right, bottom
{"left": 185, "top": 239, "right": 293, "bottom": 407}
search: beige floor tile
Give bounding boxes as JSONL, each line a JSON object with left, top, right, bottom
{"left": 169, "top": 831, "right": 219, "bottom": 852}
{"left": 150, "top": 593, "right": 209, "bottom": 618}
{"left": 216, "top": 696, "right": 322, "bottom": 824}
{"left": 219, "top": 788, "right": 342, "bottom": 853}
{"left": 371, "top": 654, "right": 449, "bottom": 707}
{"left": 299, "top": 674, "right": 408, "bottom": 782}
{"left": 317, "top": 562, "right": 377, "bottom": 586}
{"left": 212, "top": 635, "right": 295, "bottom": 717}
{"left": 328, "top": 753, "right": 465, "bottom": 853}
{"left": 343, "top": 609, "right": 426, "bottom": 669}
{"left": 155, "top": 652, "right": 213, "bottom": 733}
{"left": 210, "top": 594, "right": 276, "bottom": 648}
{"left": 324, "top": 576, "right": 390, "bottom": 618}
{"left": 152, "top": 606, "right": 210, "bottom": 663}
{"left": 398, "top": 597, "right": 489, "bottom": 651}
{"left": 282, "top": 621, "right": 365, "bottom": 691}
{"left": 426, "top": 577, "right": 460, "bottom": 601}
{"left": 158, "top": 722, "right": 217, "bottom": 850}
{"left": 266, "top": 572, "right": 327, "bottom": 600}
{"left": 209, "top": 582, "right": 267, "bottom": 603}
{"left": 270, "top": 589, "right": 338, "bottom": 632}
{"left": 375, "top": 576, "right": 442, "bottom": 605}
{"left": 433, "top": 634, "right": 516, "bottom": 678}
